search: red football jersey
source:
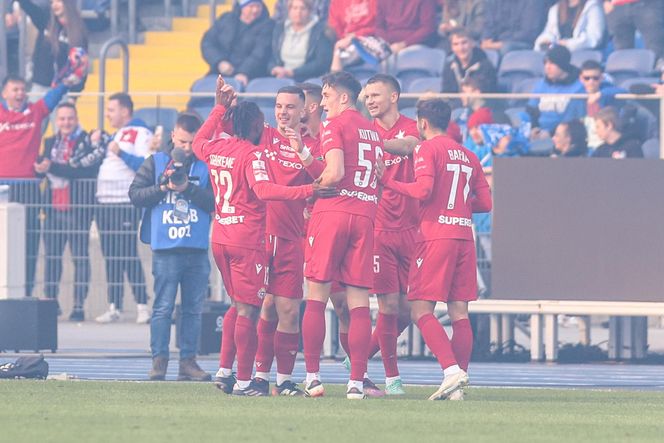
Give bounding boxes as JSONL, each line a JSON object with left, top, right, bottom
{"left": 374, "top": 114, "right": 419, "bottom": 231}
{"left": 261, "top": 126, "right": 318, "bottom": 240}
{"left": 0, "top": 100, "right": 49, "bottom": 178}
{"left": 314, "top": 108, "right": 382, "bottom": 218}
{"left": 197, "top": 136, "right": 272, "bottom": 250}
{"left": 414, "top": 134, "right": 490, "bottom": 241}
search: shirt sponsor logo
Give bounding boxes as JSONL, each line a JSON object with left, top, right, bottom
{"left": 215, "top": 214, "right": 246, "bottom": 225}
{"left": 384, "top": 155, "right": 409, "bottom": 167}
{"left": 438, "top": 216, "right": 472, "bottom": 227}
{"left": 278, "top": 158, "right": 304, "bottom": 169}
{"left": 339, "top": 188, "right": 378, "bottom": 203}
{"left": 0, "top": 121, "right": 36, "bottom": 133}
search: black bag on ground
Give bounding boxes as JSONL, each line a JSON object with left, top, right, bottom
{"left": 0, "top": 355, "right": 49, "bottom": 379}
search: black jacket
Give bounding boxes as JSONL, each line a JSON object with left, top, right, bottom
{"left": 200, "top": 1, "right": 275, "bottom": 79}
{"left": 482, "top": 0, "right": 545, "bottom": 45}
{"left": 592, "top": 137, "right": 644, "bottom": 159}
{"left": 442, "top": 47, "right": 497, "bottom": 93}
{"left": 18, "top": 0, "right": 87, "bottom": 92}
{"left": 268, "top": 18, "right": 333, "bottom": 82}
{"left": 128, "top": 148, "right": 215, "bottom": 214}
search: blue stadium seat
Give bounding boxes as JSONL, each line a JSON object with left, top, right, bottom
{"left": 406, "top": 76, "right": 443, "bottom": 93}
{"left": 187, "top": 75, "right": 243, "bottom": 115}
{"left": 605, "top": 49, "right": 656, "bottom": 85}
{"left": 134, "top": 107, "right": 179, "bottom": 133}
{"left": 347, "top": 63, "right": 379, "bottom": 79}
{"left": 484, "top": 49, "right": 501, "bottom": 69}
{"left": 497, "top": 50, "right": 544, "bottom": 93}
{"left": 246, "top": 77, "right": 296, "bottom": 107}
{"left": 302, "top": 77, "right": 323, "bottom": 86}
{"left": 390, "top": 47, "right": 446, "bottom": 91}
{"left": 260, "top": 106, "right": 277, "bottom": 128}
{"left": 618, "top": 76, "right": 659, "bottom": 91}
{"left": 570, "top": 49, "right": 602, "bottom": 69}
{"left": 641, "top": 138, "right": 659, "bottom": 159}
{"left": 504, "top": 106, "right": 527, "bottom": 127}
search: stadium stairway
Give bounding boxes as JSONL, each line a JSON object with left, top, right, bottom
{"left": 76, "top": 0, "right": 277, "bottom": 131}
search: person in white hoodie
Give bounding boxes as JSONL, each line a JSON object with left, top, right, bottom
{"left": 534, "top": 0, "right": 606, "bottom": 52}
{"left": 95, "top": 92, "right": 153, "bottom": 324}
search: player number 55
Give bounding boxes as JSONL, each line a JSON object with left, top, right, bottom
{"left": 355, "top": 142, "right": 382, "bottom": 189}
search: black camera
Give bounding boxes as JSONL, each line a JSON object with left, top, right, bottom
{"left": 160, "top": 147, "right": 189, "bottom": 187}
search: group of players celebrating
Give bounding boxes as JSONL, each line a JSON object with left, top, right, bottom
{"left": 191, "top": 71, "right": 492, "bottom": 401}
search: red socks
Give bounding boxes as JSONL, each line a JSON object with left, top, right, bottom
{"left": 451, "top": 318, "right": 473, "bottom": 371}
{"left": 274, "top": 331, "right": 300, "bottom": 376}
{"left": 368, "top": 314, "right": 410, "bottom": 358}
{"left": 219, "top": 306, "right": 237, "bottom": 369}
{"left": 255, "top": 318, "right": 278, "bottom": 374}
{"left": 234, "top": 315, "right": 258, "bottom": 382}
{"left": 376, "top": 313, "right": 399, "bottom": 377}
{"left": 339, "top": 332, "right": 350, "bottom": 355}
{"left": 416, "top": 313, "right": 457, "bottom": 370}
{"left": 302, "top": 299, "right": 326, "bottom": 373}
{"left": 348, "top": 307, "right": 371, "bottom": 381}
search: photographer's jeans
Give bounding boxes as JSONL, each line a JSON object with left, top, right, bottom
{"left": 150, "top": 249, "right": 211, "bottom": 360}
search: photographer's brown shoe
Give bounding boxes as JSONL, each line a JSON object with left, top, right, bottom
{"left": 149, "top": 356, "right": 168, "bottom": 381}
{"left": 178, "top": 358, "right": 212, "bottom": 381}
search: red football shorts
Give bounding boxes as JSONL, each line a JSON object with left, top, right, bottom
{"left": 372, "top": 227, "right": 417, "bottom": 294}
{"left": 266, "top": 235, "right": 304, "bottom": 299}
{"left": 304, "top": 211, "right": 374, "bottom": 289}
{"left": 212, "top": 242, "right": 268, "bottom": 307}
{"left": 407, "top": 238, "right": 478, "bottom": 303}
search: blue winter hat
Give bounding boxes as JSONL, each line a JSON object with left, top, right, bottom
{"left": 237, "top": 0, "right": 261, "bottom": 7}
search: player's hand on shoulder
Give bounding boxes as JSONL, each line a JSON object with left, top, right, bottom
{"left": 312, "top": 177, "right": 338, "bottom": 199}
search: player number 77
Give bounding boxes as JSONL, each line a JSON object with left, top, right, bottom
{"left": 446, "top": 163, "right": 473, "bottom": 210}
{"left": 210, "top": 169, "right": 236, "bottom": 214}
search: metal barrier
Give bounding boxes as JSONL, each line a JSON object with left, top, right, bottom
{"left": 209, "top": 0, "right": 220, "bottom": 25}
{"left": 0, "top": 1, "right": 7, "bottom": 81}
{"left": 97, "top": 37, "right": 130, "bottom": 128}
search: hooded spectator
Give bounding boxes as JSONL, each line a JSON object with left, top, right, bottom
{"left": 534, "top": 0, "right": 606, "bottom": 52}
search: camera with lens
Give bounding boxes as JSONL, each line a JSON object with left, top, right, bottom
{"left": 159, "top": 147, "right": 189, "bottom": 188}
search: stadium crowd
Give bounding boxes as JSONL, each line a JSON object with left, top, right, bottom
{"left": 2, "top": 0, "right": 664, "bottom": 399}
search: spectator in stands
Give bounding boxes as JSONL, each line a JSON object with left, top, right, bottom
{"left": 527, "top": 45, "right": 584, "bottom": 134}
{"left": 129, "top": 113, "right": 214, "bottom": 382}
{"left": 535, "top": 0, "right": 606, "bottom": 52}
{"left": 604, "top": 0, "right": 664, "bottom": 65}
{"left": 592, "top": 106, "right": 643, "bottom": 157}
{"left": 328, "top": 0, "right": 376, "bottom": 63}
{"left": 374, "top": 0, "right": 438, "bottom": 54}
{"left": 201, "top": 0, "right": 274, "bottom": 87}
{"left": 1, "top": 74, "right": 68, "bottom": 297}
{"left": 551, "top": 119, "right": 589, "bottom": 156}
{"left": 95, "top": 92, "right": 152, "bottom": 324}
{"left": 463, "top": 106, "right": 495, "bottom": 170}
{"left": 481, "top": 0, "right": 546, "bottom": 54}
{"left": 268, "top": 0, "right": 333, "bottom": 82}
{"left": 18, "top": 0, "right": 88, "bottom": 96}
{"left": 438, "top": 0, "right": 486, "bottom": 45}
{"left": 442, "top": 27, "right": 497, "bottom": 93}
{"left": 273, "top": 0, "right": 329, "bottom": 22}
{"left": 565, "top": 60, "right": 624, "bottom": 148}
{"left": 34, "top": 102, "right": 106, "bottom": 321}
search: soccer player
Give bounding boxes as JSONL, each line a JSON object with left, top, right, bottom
{"left": 193, "top": 77, "right": 334, "bottom": 396}
{"left": 252, "top": 85, "right": 320, "bottom": 397}
{"left": 382, "top": 99, "right": 492, "bottom": 401}
{"left": 300, "top": 71, "right": 383, "bottom": 400}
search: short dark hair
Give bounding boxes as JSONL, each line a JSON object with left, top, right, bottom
{"left": 449, "top": 27, "right": 473, "bottom": 42}
{"left": 276, "top": 85, "right": 305, "bottom": 102}
{"left": 175, "top": 112, "right": 202, "bottom": 133}
{"left": 55, "top": 102, "right": 77, "bottom": 113}
{"left": 416, "top": 99, "right": 451, "bottom": 131}
{"left": 559, "top": 119, "right": 588, "bottom": 153}
{"left": 2, "top": 74, "right": 26, "bottom": 89}
{"left": 298, "top": 82, "right": 322, "bottom": 103}
{"left": 225, "top": 101, "right": 264, "bottom": 141}
{"left": 580, "top": 60, "right": 603, "bottom": 72}
{"left": 366, "top": 74, "right": 401, "bottom": 96}
{"left": 321, "top": 71, "right": 362, "bottom": 103}
{"left": 108, "top": 92, "right": 134, "bottom": 115}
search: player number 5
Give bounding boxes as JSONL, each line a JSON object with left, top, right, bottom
{"left": 373, "top": 255, "right": 380, "bottom": 273}
{"left": 446, "top": 164, "right": 473, "bottom": 210}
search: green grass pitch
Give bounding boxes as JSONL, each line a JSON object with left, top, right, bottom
{"left": 2, "top": 380, "right": 664, "bottom": 442}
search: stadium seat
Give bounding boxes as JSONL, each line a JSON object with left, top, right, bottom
{"left": 406, "top": 76, "right": 443, "bottom": 93}
{"left": 303, "top": 77, "right": 323, "bottom": 86}
{"left": 451, "top": 107, "right": 465, "bottom": 122}
{"left": 641, "top": 138, "right": 660, "bottom": 159}
{"left": 497, "top": 50, "right": 544, "bottom": 93}
{"left": 605, "top": 49, "right": 656, "bottom": 85}
{"left": 187, "top": 75, "right": 243, "bottom": 115}
{"left": 134, "top": 107, "right": 179, "bottom": 133}
{"left": 399, "top": 106, "right": 417, "bottom": 119}
{"left": 391, "top": 47, "right": 446, "bottom": 91}
{"left": 504, "top": 106, "right": 527, "bottom": 127}
{"left": 570, "top": 49, "right": 602, "bottom": 69}
{"left": 246, "top": 77, "right": 296, "bottom": 107}
{"left": 618, "top": 76, "right": 659, "bottom": 91}
{"left": 484, "top": 49, "right": 501, "bottom": 69}
{"left": 510, "top": 77, "right": 543, "bottom": 106}
{"left": 347, "top": 62, "right": 379, "bottom": 79}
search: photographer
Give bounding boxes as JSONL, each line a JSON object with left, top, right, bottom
{"left": 129, "top": 113, "right": 215, "bottom": 381}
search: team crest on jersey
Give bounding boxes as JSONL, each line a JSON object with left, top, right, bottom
{"left": 416, "top": 258, "right": 423, "bottom": 268}
{"left": 255, "top": 264, "right": 263, "bottom": 274}
{"left": 395, "top": 130, "right": 406, "bottom": 139}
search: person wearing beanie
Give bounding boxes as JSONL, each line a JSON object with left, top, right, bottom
{"left": 201, "top": 0, "right": 275, "bottom": 86}
{"left": 527, "top": 44, "right": 584, "bottom": 134}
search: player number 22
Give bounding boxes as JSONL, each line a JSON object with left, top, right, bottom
{"left": 210, "top": 169, "right": 235, "bottom": 214}
{"left": 446, "top": 164, "right": 473, "bottom": 210}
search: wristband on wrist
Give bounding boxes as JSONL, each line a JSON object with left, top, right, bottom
{"left": 297, "top": 146, "right": 312, "bottom": 162}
